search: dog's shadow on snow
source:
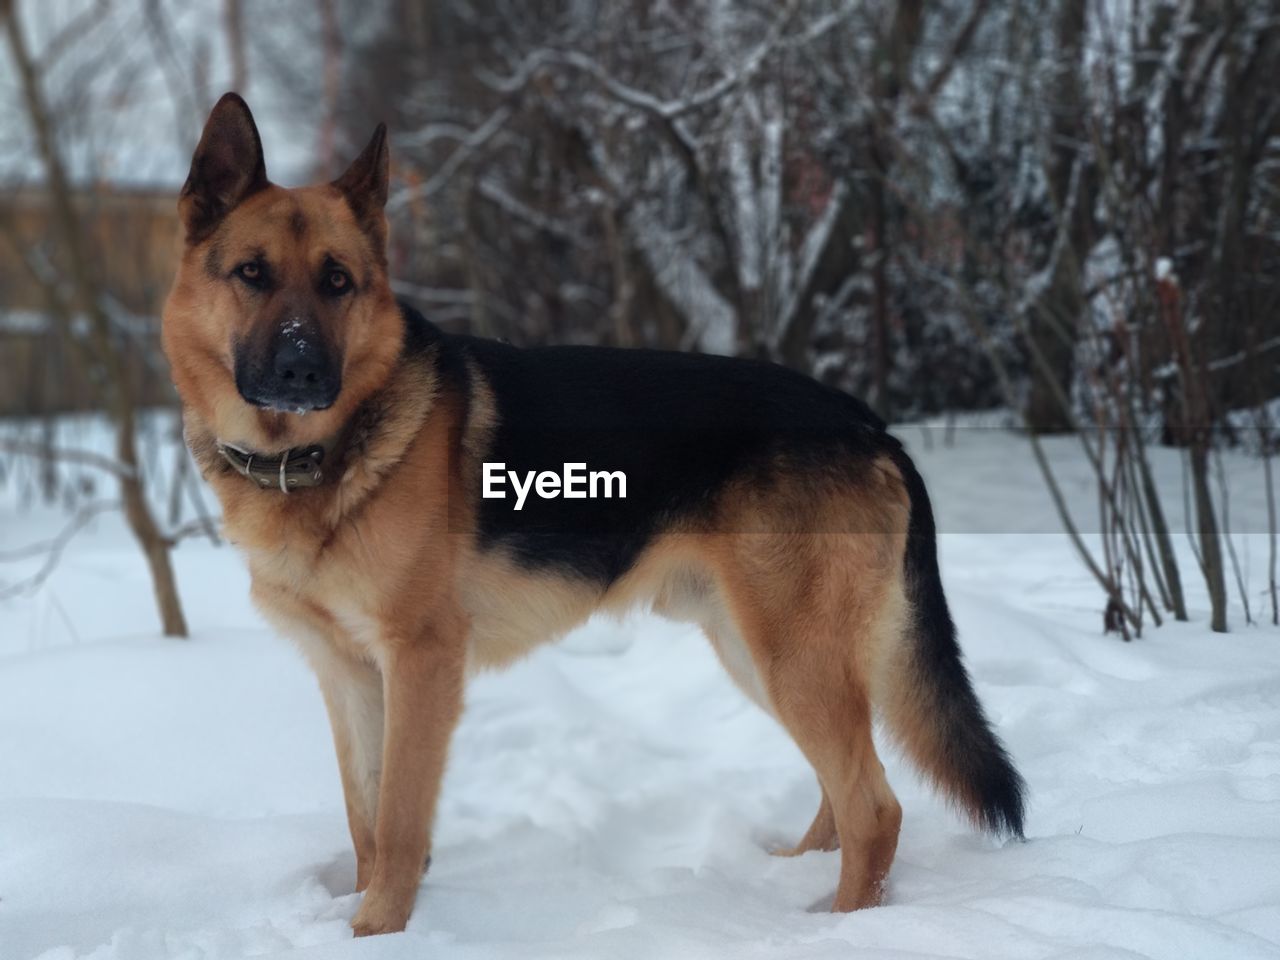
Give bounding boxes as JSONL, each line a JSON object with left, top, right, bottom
{"left": 805, "top": 890, "right": 837, "bottom": 913}
{"left": 754, "top": 831, "right": 842, "bottom": 914}
{"left": 315, "top": 850, "right": 358, "bottom": 897}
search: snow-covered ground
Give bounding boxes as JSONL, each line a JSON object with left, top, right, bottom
{"left": 2, "top": 420, "right": 1279, "bottom": 959}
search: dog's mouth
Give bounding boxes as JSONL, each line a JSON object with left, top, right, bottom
{"left": 239, "top": 391, "right": 336, "bottom": 416}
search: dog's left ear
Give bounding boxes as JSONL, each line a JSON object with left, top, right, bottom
{"left": 332, "top": 123, "right": 389, "bottom": 248}
{"left": 180, "top": 93, "right": 269, "bottom": 243}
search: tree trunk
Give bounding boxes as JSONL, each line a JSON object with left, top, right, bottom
{"left": 1189, "top": 442, "right": 1228, "bottom": 632}
{"left": 118, "top": 407, "right": 189, "bottom": 638}
{"left": 1135, "top": 443, "right": 1188, "bottom": 621}
{"left": 1158, "top": 274, "right": 1227, "bottom": 632}
{"left": 316, "top": 0, "right": 342, "bottom": 177}
{"left": 775, "top": 186, "right": 858, "bottom": 372}
{"left": 869, "top": 173, "right": 890, "bottom": 417}
{"left": 223, "top": 0, "right": 246, "bottom": 92}
{"left": 1025, "top": 0, "right": 1090, "bottom": 434}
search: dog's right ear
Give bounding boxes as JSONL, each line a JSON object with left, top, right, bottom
{"left": 179, "top": 93, "right": 268, "bottom": 243}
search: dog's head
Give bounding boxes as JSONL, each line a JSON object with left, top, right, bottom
{"left": 163, "top": 93, "right": 403, "bottom": 451}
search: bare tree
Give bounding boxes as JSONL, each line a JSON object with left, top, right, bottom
{"left": 2, "top": 1, "right": 188, "bottom": 636}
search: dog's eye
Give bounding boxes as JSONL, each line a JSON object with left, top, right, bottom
{"left": 325, "top": 269, "right": 352, "bottom": 295}
{"left": 235, "top": 262, "right": 264, "bottom": 285}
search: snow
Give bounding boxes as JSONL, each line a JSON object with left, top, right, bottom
{"left": 2, "top": 419, "right": 1279, "bottom": 959}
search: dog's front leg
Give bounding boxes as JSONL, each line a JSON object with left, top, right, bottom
{"left": 351, "top": 620, "right": 465, "bottom": 937}
{"left": 313, "top": 654, "right": 384, "bottom": 892}
{"left": 254, "top": 584, "right": 388, "bottom": 893}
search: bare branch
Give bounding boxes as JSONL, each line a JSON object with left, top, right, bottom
{"left": 0, "top": 500, "right": 120, "bottom": 600}
{"left": 386, "top": 106, "right": 512, "bottom": 210}
{"left": 918, "top": 0, "right": 991, "bottom": 104}
{"left": 0, "top": 438, "right": 138, "bottom": 479}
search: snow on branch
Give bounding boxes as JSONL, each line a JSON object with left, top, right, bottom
{"left": 475, "top": 177, "right": 580, "bottom": 243}
{"left": 386, "top": 105, "right": 512, "bottom": 211}
{"left": 388, "top": 281, "right": 475, "bottom": 306}
{"left": 628, "top": 201, "right": 737, "bottom": 356}
{"left": 481, "top": 0, "right": 853, "bottom": 123}
{"left": 773, "top": 181, "right": 850, "bottom": 349}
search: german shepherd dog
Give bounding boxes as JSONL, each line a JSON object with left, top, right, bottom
{"left": 163, "top": 94, "right": 1025, "bottom": 937}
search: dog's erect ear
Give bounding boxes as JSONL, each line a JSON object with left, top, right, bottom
{"left": 332, "top": 123, "right": 389, "bottom": 245}
{"left": 179, "top": 93, "right": 268, "bottom": 242}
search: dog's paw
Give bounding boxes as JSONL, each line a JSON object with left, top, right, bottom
{"left": 768, "top": 842, "right": 806, "bottom": 858}
{"left": 767, "top": 836, "right": 839, "bottom": 858}
{"left": 351, "top": 884, "right": 416, "bottom": 937}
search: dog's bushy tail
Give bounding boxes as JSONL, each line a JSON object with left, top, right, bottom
{"left": 879, "top": 443, "right": 1026, "bottom": 839}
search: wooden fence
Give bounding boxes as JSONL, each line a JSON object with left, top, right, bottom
{"left": 0, "top": 185, "right": 179, "bottom": 416}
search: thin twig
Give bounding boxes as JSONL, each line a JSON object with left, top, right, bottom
{"left": 0, "top": 500, "right": 120, "bottom": 599}
{"left": 0, "top": 438, "right": 137, "bottom": 479}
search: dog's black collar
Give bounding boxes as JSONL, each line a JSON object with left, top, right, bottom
{"left": 215, "top": 441, "right": 326, "bottom": 493}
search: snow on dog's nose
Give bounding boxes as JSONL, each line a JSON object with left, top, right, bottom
{"left": 235, "top": 318, "right": 341, "bottom": 414}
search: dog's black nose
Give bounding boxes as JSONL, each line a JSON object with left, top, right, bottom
{"left": 268, "top": 335, "right": 340, "bottom": 411}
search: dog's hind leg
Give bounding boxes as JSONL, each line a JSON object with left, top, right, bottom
{"left": 809, "top": 701, "right": 902, "bottom": 911}
{"left": 695, "top": 587, "right": 842, "bottom": 859}
{"left": 772, "top": 787, "right": 839, "bottom": 856}
{"left": 762, "top": 644, "right": 902, "bottom": 909}
{"left": 710, "top": 529, "right": 906, "bottom": 911}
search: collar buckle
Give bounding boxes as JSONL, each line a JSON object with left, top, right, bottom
{"left": 216, "top": 441, "right": 326, "bottom": 492}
